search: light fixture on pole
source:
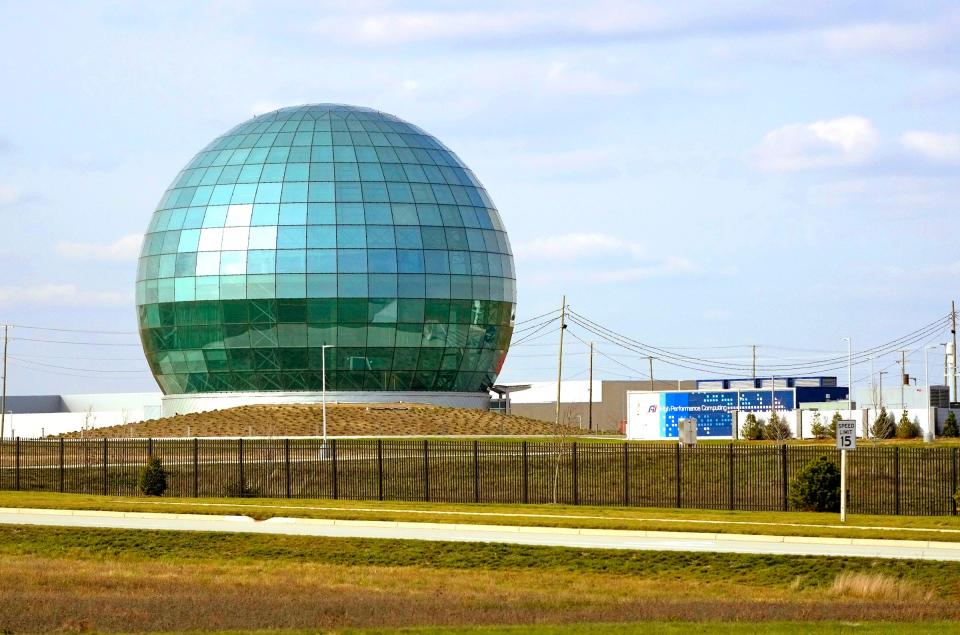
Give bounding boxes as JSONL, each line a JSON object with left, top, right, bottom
{"left": 321, "top": 344, "right": 334, "bottom": 446}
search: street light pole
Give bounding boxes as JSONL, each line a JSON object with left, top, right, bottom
{"left": 842, "top": 337, "right": 852, "bottom": 422}
{"left": 321, "top": 344, "right": 334, "bottom": 444}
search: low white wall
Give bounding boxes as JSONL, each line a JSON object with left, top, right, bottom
{"left": 1, "top": 410, "right": 149, "bottom": 439}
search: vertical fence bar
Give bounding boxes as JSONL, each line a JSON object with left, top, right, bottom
{"left": 781, "top": 444, "right": 788, "bottom": 511}
{"left": 331, "top": 439, "right": 339, "bottom": 500}
{"left": 894, "top": 446, "right": 901, "bottom": 515}
{"left": 148, "top": 437, "right": 153, "bottom": 457}
{"left": 238, "top": 438, "right": 245, "bottom": 496}
{"left": 193, "top": 438, "right": 199, "bottom": 498}
{"left": 422, "top": 439, "right": 430, "bottom": 502}
{"left": 101, "top": 438, "right": 108, "bottom": 496}
{"left": 953, "top": 447, "right": 958, "bottom": 517}
{"left": 675, "top": 444, "right": 681, "bottom": 508}
{"left": 472, "top": 440, "right": 479, "bottom": 503}
{"left": 572, "top": 442, "right": 579, "bottom": 505}
{"left": 284, "top": 438, "right": 291, "bottom": 499}
{"left": 377, "top": 439, "right": 384, "bottom": 501}
{"left": 728, "top": 443, "right": 735, "bottom": 510}
{"left": 522, "top": 441, "right": 529, "bottom": 504}
{"left": 623, "top": 443, "right": 630, "bottom": 507}
{"left": 14, "top": 437, "right": 20, "bottom": 491}
{"left": 59, "top": 437, "right": 65, "bottom": 493}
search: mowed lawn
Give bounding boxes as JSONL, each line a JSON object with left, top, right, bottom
{"left": 2, "top": 524, "right": 960, "bottom": 633}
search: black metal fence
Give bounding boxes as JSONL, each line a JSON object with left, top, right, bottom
{"left": 0, "top": 437, "right": 957, "bottom": 516}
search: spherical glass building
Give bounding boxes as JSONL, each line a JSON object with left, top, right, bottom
{"left": 136, "top": 104, "right": 515, "bottom": 412}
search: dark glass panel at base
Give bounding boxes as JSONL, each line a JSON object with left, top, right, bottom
{"left": 141, "top": 298, "right": 513, "bottom": 393}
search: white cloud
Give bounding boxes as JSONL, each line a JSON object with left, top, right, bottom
{"left": 515, "top": 232, "right": 646, "bottom": 261}
{"left": 754, "top": 116, "right": 879, "bottom": 172}
{"left": 545, "top": 62, "right": 638, "bottom": 96}
{"left": 515, "top": 233, "right": 698, "bottom": 284}
{"left": 0, "top": 185, "right": 22, "bottom": 208}
{"left": 0, "top": 284, "right": 131, "bottom": 307}
{"left": 901, "top": 131, "right": 960, "bottom": 162}
{"left": 821, "top": 20, "right": 957, "bottom": 55}
{"left": 55, "top": 234, "right": 143, "bottom": 262}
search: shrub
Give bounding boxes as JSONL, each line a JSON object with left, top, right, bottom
{"left": 871, "top": 407, "right": 894, "bottom": 439}
{"left": 828, "top": 411, "right": 842, "bottom": 438}
{"left": 137, "top": 455, "right": 168, "bottom": 497}
{"left": 895, "top": 410, "right": 919, "bottom": 439}
{"left": 741, "top": 413, "right": 765, "bottom": 440}
{"left": 943, "top": 412, "right": 959, "bottom": 438}
{"left": 224, "top": 477, "right": 256, "bottom": 498}
{"left": 810, "top": 411, "right": 827, "bottom": 439}
{"left": 788, "top": 455, "right": 840, "bottom": 512}
{"left": 764, "top": 411, "right": 792, "bottom": 441}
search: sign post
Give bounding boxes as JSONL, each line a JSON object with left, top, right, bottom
{"left": 836, "top": 420, "right": 857, "bottom": 523}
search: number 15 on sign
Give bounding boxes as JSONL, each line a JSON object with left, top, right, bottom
{"left": 836, "top": 420, "right": 856, "bottom": 522}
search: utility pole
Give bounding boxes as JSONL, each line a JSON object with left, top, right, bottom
{"left": 952, "top": 300, "right": 958, "bottom": 403}
{"left": 0, "top": 325, "right": 8, "bottom": 441}
{"left": 900, "top": 350, "right": 908, "bottom": 410}
{"left": 879, "top": 371, "right": 887, "bottom": 408}
{"left": 648, "top": 356, "right": 654, "bottom": 391}
{"left": 587, "top": 341, "right": 593, "bottom": 432}
{"left": 554, "top": 295, "right": 566, "bottom": 427}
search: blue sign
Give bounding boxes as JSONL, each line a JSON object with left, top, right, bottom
{"left": 656, "top": 389, "right": 795, "bottom": 438}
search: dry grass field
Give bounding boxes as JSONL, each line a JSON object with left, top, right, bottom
{"left": 60, "top": 403, "right": 587, "bottom": 438}
{"left": 2, "top": 525, "right": 960, "bottom": 633}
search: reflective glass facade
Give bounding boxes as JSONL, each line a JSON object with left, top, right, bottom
{"left": 137, "top": 104, "right": 516, "bottom": 394}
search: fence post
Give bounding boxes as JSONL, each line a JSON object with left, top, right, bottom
{"left": 331, "top": 439, "right": 338, "bottom": 500}
{"left": 953, "top": 447, "right": 958, "bottom": 517}
{"left": 894, "top": 446, "right": 900, "bottom": 515}
{"left": 781, "top": 444, "right": 788, "bottom": 512}
{"left": 148, "top": 437, "right": 153, "bottom": 457}
{"left": 728, "top": 443, "right": 735, "bottom": 511}
{"left": 377, "top": 439, "right": 384, "bottom": 501}
{"left": 102, "top": 438, "right": 108, "bottom": 496}
{"left": 193, "top": 437, "right": 199, "bottom": 498}
{"left": 238, "top": 437, "right": 244, "bottom": 496}
{"left": 284, "top": 438, "right": 291, "bottom": 499}
{"left": 522, "top": 441, "right": 529, "bottom": 504}
{"left": 473, "top": 440, "right": 479, "bottom": 503}
{"left": 623, "top": 442, "right": 630, "bottom": 507}
{"left": 675, "top": 443, "right": 681, "bottom": 508}
{"left": 59, "top": 437, "right": 65, "bottom": 493}
{"left": 423, "top": 439, "right": 430, "bottom": 502}
{"left": 14, "top": 437, "right": 20, "bottom": 491}
{"left": 572, "top": 442, "right": 579, "bottom": 505}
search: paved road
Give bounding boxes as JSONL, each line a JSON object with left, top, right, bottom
{"left": 2, "top": 507, "right": 960, "bottom": 561}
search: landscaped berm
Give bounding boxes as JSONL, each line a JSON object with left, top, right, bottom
{"left": 59, "top": 404, "right": 587, "bottom": 438}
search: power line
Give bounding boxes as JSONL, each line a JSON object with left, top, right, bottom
{"left": 8, "top": 357, "right": 147, "bottom": 374}
{"left": 565, "top": 308, "right": 951, "bottom": 374}
{"left": 8, "top": 324, "right": 138, "bottom": 335}
{"left": 10, "top": 337, "right": 143, "bottom": 347}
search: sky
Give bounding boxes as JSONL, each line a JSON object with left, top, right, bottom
{"left": 0, "top": 1, "right": 958, "bottom": 396}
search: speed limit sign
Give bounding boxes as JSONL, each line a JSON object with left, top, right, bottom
{"left": 836, "top": 420, "right": 857, "bottom": 450}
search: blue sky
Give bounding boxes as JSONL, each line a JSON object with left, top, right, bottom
{"left": 1, "top": 1, "right": 958, "bottom": 395}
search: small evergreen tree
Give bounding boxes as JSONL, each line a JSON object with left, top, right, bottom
{"left": 828, "top": 411, "right": 842, "bottom": 438}
{"left": 741, "top": 413, "right": 765, "bottom": 440}
{"left": 895, "top": 410, "right": 919, "bottom": 439}
{"left": 810, "top": 411, "right": 827, "bottom": 439}
{"left": 942, "top": 411, "right": 959, "bottom": 438}
{"left": 137, "top": 455, "right": 168, "bottom": 497}
{"left": 871, "top": 407, "right": 894, "bottom": 439}
{"left": 788, "top": 456, "right": 841, "bottom": 512}
{"left": 765, "top": 410, "right": 793, "bottom": 440}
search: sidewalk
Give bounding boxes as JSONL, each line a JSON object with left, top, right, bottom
{"left": 3, "top": 506, "right": 960, "bottom": 561}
